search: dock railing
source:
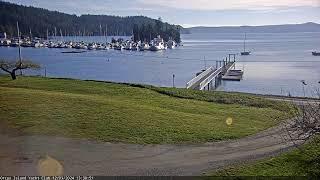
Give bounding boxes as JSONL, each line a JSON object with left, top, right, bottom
{"left": 199, "top": 66, "right": 223, "bottom": 90}
{"left": 186, "top": 66, "right": 215, "bottom": 89}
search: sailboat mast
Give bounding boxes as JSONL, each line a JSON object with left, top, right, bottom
{"left": 132, "top": 29, "right": 134, "bottom": 41}
{"left": 29, "top": 28, "right": 32, "bottom": 41}
{"left": 244, "top": 33, "right": 246, "bottom": 52}
{"left": 60, "top": 29, "right": 63, "bottom": 42}
{"left": 99, "top": 24, "right": 102, "bottom": 37}
{"left": 105, "top": 24, "right": 108, "bottom": 43}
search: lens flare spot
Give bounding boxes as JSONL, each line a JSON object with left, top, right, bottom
{"left": 38, "top": 155, "right": 63, "bottom": 176}
{"left": 226, "top": 117, "right": 233, "bottom": 126}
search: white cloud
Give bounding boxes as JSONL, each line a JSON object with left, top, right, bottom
{"left": 139, "top": 0, "right": 320, "bottom": 10}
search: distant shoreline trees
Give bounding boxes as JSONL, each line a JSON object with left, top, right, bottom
{"left": 0, "top": 1, "right": 181, "bottom": 43}
{"left": 132, "top": 18, "right": 181, "bottom": 43}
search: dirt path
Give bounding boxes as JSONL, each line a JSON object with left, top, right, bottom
{"left": 1, "top": 96, "right": 315, "bottom": 176}
{"left": 0, "top": 116, "right": 304, "bottom": 176}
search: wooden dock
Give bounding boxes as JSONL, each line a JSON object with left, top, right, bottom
{"left": 186, "top": 54, "right": 243, "bottom": 91}
{"left": 186, "top": 61, "right": 235, "bottom": 90}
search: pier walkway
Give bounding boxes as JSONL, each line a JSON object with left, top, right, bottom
{"left": 186, "top": 61, "right": 235, "bottom": 90}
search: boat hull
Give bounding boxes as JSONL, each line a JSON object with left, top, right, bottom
{"left": 312, "top": 51, "right": 320, "bottom": 56}
{"left": 150, "top": 46, "right": 165, "bottom": 51}
{"left": 241, "top": 51, "right": 251, "bottom": 56}
{"left": 149, "top": 46, "right": 159, "bottom": 51}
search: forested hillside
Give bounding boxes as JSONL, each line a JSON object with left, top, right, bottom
{"left": 0, "top": 1, "right": 181, "bottom": 42}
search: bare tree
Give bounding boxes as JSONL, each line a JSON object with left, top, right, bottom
{"left": 0, "top": 59, "right": 40, "bottom": 80}
{"left": 282, "top": 89, "right": 320, "bottom": 151}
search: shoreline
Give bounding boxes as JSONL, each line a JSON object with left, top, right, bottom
{"left": 3, "top": 74, "right": 319, "bottom": 100}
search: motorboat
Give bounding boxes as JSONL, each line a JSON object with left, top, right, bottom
{"left": 139, "top": 43, "right": 150, "bottom": 51}
{"left": 167, "top": 39, "right": 176, "bottom": 49}
{"left": 124, "top": 41, "right": 133, "bottom": 50}
{"left": 312, "top": 51, "right": 320, "bottom": 56}
{"left": 150, "top": 35, "right": 165, "bottom": 51}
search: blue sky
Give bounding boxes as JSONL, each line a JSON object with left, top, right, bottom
{"left": 4, "top": 0, "right": 320, "bottom": 27}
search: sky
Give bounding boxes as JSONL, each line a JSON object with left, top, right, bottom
{"left": 4, "top": 0, "right": 320, "bottom": 27}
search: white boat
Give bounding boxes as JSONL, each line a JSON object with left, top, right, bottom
{"left": 21, "top": 40, "right": 32, "bottom": 47}
{"left": 167, "top": 39, "right": 176, "bottom": 49}
{"left": 132, "top": 44, "right": 138, "bottom": 51}
{"left": 96, "top": 43, "right": 105, "bottom": 50}
{"left": 66, "top": 44, "right": 73, "bottom": 48}
{"left": 139, "top": 43, "right": 150, "bottom": 51}
{"left": 114, "top": 44, "right": 124, "bottom": 50}
{"left": 57, "top": 42, "right": 66, "bottom": 48}
{"left": 150, "top": 35, "right": 165, "bottom": 51}
{"left": 10, "top": 40, "right": 20, "bottom": 47}
{"left": 124, "top": 41, "right": 133, "bottom": 50}
{"left": 32, "top": 41, "right": 43, "bottom": 48}
{"left": 2, "top": 39, "right": 11, "bottom": 46}
{"left": 104, "top": 43, "right": 111, "bottom": 50}
{"left": 48, "top": 41, "right": 56, "bottom": 48}
{"left": 88, "top": 43, "right": 97, "bottom": 50}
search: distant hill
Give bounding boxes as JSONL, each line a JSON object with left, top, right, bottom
{"left": 185, "top": 22, "right": 320, "bottom": 33}
{"left": 0, "top": 1, "right": 181, "bottom": 42}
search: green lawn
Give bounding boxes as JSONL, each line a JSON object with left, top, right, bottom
{"left": 0, "top": 76, "right": 295, "bottom": 144}
{"left": 210, "top": 136, "right": 320, "bottom": 176}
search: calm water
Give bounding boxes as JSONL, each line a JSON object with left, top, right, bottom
{"left": 1, "top": 32, "right": 320, "bottom": 97}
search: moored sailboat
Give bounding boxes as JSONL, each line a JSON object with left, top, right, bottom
{"left": 241, "top": 33, "right": 251, "bottom": 56}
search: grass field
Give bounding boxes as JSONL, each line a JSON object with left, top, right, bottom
{"left": 0, "top": 76, "right": 296, "bottom": 144}
{"left": 210, "top": 136, "right": 320, "bottom": 176}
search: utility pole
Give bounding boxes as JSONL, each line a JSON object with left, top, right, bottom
{"left": 301, "top": 80, "right": 307, "bottom": 97}
{"left": 172, "top": 74, "right": 175, "bottom": 88}
{"left": 16, "top": 21, "right": 22, "bottom": 76}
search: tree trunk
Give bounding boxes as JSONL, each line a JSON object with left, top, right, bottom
{"left": 10, "top": 71, "right": 16, "bottom": 80}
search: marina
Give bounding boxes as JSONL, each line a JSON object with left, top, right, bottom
{"left": 0, "top": 35, "right": 178, "bottom": 52}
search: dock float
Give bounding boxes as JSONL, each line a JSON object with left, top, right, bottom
{"left": 222, "top": 70, "right": 244, "bottom": 81}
